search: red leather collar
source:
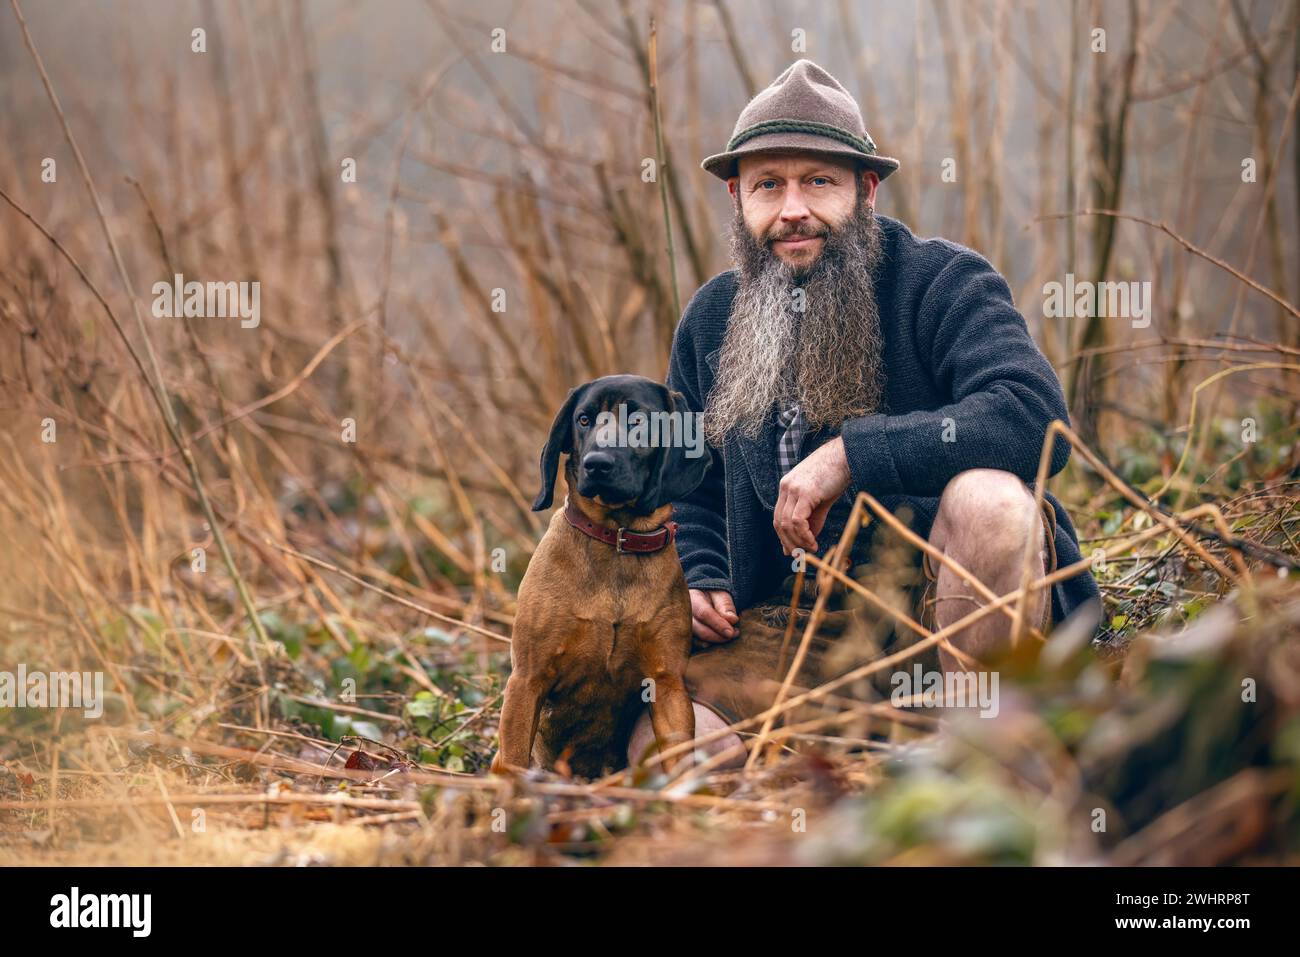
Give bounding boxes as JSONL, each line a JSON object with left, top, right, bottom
{"left": 563, "top": 496, "right": 678, "bottom": 554}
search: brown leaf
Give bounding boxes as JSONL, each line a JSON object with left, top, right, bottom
{"left": 344, "top": 750, "right": 380, "bottom": 771}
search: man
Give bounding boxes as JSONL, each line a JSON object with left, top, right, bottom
{"left": 628, "top": 60, "right": 1099, "bottom": 765}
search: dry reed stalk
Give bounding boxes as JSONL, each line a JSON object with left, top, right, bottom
{"left": 7, "top": 1, "right": 274, "bottom": 696}
{"left": 1108, "top": 766, "right": 1293, "bottom": 866}
{"left": 616, "top": 0, "right": 707, "bottom": 290}
{"left": 636, "top": 577, "right": 1050, "bottom": 775}
{"left": 800, "top": 551, "right": 979, "bottom": 668}
{"left": 1038, "top": 208, "right": 1300, "bottom": 322}
{"left": 746, "top": 494, "right": 876, "bottom": 769}
{"left": 1162, "top": 3, "right": 1228, "bottom": 426}
{"left": 670, "top": 698, "right": 931, "bottom": 788}
{"left": 268, "top": 540, "right": 511, "bottom": 644}
{"left": 645, "top": 477, "right": 1281, "bottom": 777}
{"left": 1011, "top": 418, "right": 1253, "bottom": 645}
{"left": 96, "top": 726, "right": 792, "bottom": 814}
{"left": 1184, "top": 70, "right": 1300, "bottom": 478}
{"left": 0, "top": 793, "right": 426, "bottom": 813}
{"left": 648, "top": 15, "right": 683, "bottom": 324}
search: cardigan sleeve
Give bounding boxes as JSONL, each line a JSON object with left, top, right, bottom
{"left": 666, "top": 307, "right": 731, "bottom": 593}
{"left": 841, "top": 250, "right": 1072, "bottom": 498}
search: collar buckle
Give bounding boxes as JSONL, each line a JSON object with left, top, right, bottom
{"left": 615, "top": 527, "right": 629, "bottom": 553}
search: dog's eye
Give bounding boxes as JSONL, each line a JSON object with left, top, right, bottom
{"left": 577, "top": 414, "right": 591, "bottom": 428}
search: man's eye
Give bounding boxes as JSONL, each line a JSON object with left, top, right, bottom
{"left": 811, "top": 177, "right": 829, "bottom": 186}
{"left": 759, "top": 180, "right": 778, "bottom": 190}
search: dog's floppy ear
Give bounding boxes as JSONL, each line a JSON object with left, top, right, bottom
{"left": 533, "top": 384, "right": 587, "bottom": 511}
{"left": 641, "top": 387, "right": 712, "bottom": 513}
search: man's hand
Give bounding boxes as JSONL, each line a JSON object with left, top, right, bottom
{"left": 774, "top": 436, "right": 851, "bottom": 555}
{"left": 689, "top": 589, "right": 739, "bottom": 644}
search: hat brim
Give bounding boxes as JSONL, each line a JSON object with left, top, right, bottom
{"left": 701, "top": 131, "right": 899, "bottom": 182}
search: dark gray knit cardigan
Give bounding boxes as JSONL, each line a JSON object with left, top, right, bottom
{"left": 666, "top": 214, "right": 1101, "bottom": 626}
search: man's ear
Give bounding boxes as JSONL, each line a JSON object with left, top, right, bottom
{"left": 533, "top": 384, "right": 587, "bottom": 511}
{"left": 860, "top": 168, "right": 880, "bottom": 209}
{"left": 640, "top": 388, "right": 712, "bottom": 513}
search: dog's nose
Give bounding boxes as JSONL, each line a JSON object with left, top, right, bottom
{"left": 582, "top": 451, "right": 615, "bottom": 475}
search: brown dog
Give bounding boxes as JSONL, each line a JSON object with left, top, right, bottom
{"left": 492, "top": 375, "right": 712, "bottom": 778}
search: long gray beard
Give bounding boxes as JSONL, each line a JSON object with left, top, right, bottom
{"left": 704, "top": 196, "right": 886, "bottom": 445}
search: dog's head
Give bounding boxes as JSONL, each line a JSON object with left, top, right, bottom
{"left": 532, "top": 374, "right": 712, "bottom": 515}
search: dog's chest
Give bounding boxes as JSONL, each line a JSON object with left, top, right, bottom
{"left": 516, "top": 526, "right": 691, "bottom": 775}
{"left": 554, "top": 540, "right": 677, "bottom": 626}
{"left": 547, "top": 591, "right": 663, "bottom": 692}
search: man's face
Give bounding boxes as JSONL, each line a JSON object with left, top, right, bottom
{"left": 704, "top": 152, "right": 887, "bottom": 445}
{"left": 730, "top": 153, "right": 878, "bottom": 271}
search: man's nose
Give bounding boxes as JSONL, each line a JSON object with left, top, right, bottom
{"left": 583, "top": 451, "right": 615, "bottom": 475}
{"left": 779, "top": 183, "right": 810, "bottom": 222}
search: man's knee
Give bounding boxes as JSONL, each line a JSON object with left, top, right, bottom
{"left": 934, "top": 468, "right": 1039, "bottom": 559}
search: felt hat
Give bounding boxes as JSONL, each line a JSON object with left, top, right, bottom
{"left": 702, "top": 59, "right": 899, "bottom": 182}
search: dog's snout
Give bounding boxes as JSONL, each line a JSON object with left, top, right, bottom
{"left": 582, "top": 451, "right": 615, "bottom": 475}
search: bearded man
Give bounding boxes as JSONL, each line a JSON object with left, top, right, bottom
{"left": 625, "top": 60, "right": 1101, "bottom": 763}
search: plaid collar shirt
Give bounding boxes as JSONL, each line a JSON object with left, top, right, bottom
{"left": 776, "top": 403, "right": 809, "bottom": 476}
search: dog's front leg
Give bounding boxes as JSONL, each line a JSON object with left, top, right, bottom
{"left": 647, "top": 672, "right": 695, "bottom": 774}
{"left": 492, "top": 671, "right": 547, "bottom": 772}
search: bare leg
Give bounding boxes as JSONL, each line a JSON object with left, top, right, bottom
{"left": 927, "top": 469, "right": 1046, "bottom": 674}
{"left": 627, "top": 701, "right": 743, "bottom": 770}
